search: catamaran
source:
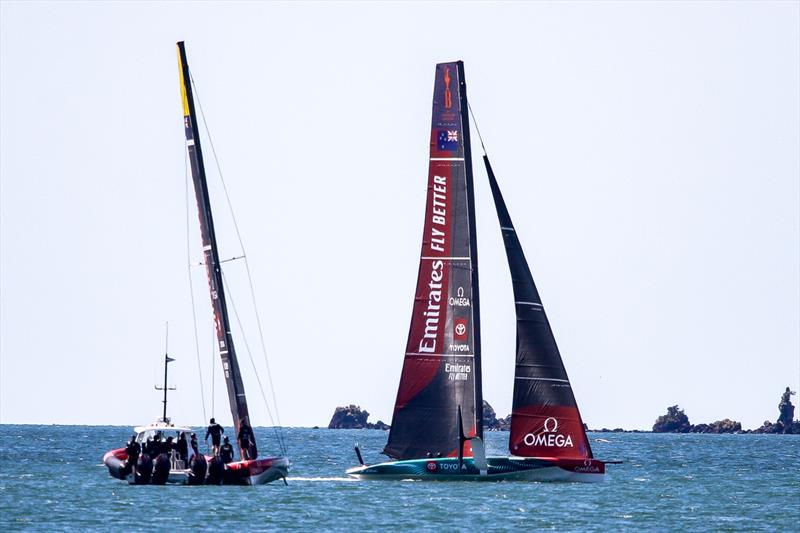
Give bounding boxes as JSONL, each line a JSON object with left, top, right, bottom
{"left": 103, "top": 42, "right": 289, "bottom": 485}
{"left": 346, "top": 61, "right": 610, "bottom": 481}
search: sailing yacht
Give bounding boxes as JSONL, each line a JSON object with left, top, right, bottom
{"left": 103, "top": 42, "right": 289, "bottom": 485}
{"left": 347, "top": 61, "right": 610, "bottom": 481}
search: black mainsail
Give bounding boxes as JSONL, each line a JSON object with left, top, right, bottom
{"left": 176, "top": 41, "right": 257, "bottom": 459}
{"left": 483, "top": 156, "right": 592, "bottom": 460}
{"left": 384, "top": 62, "right": 483, "bottom": 461}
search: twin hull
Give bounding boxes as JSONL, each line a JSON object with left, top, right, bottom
{"left": 346, "top": 456, "right": 606, "bottom": 482}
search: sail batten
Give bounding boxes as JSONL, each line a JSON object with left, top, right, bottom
{"left": 384, "top": 61, "right": 481, "bottom": 461}
{"left": 483, "top": 155, "right": 592, "bottom": 460}
{"left": 177, "top": 42, "right": 256, "bottom": 459}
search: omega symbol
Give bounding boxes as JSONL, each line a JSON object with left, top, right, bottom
{"left": 543, "top": 417, "right": 559, "bottom": 433}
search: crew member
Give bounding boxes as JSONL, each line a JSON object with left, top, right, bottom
{"left": 219, "top": 436, "right": 235, "bottom": 464}
{"left": 176, "top": 432, "right": 189, "bottom": 464}
{"left": 238, "top": 419, "right": 254, "bottom": 460}
{"left": 205, "top": 418, "right": 224, "bottom": 455}
{"left": 125, "top": 434, "right": 140, "bottom": 475}
{"left": 190, "top": 432, "right": 199, "bottom": 456}
{"left": 150, "top": 433, "right": 164, "bottom": 458}
{"left": 164, "top": 436, "right": 175, "bottom": 462}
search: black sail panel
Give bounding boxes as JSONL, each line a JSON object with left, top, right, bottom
{"left": 384, "top": 62, "right": 482, "bottom": 461}
{"left": 483, "top": 155, "right": 592, "bottom": 460}
{"left": 176, "top": 42, "right": 256, "bottom": 458}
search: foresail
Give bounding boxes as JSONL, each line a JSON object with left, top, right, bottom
{"left": 384, "top": 62, "right": 482, "bottom": 461}
{"left": 177, "top": 42, "right": 257, "bottom": 458}
{"left": 483, "top": 156, "right": 592, "bottom": 460}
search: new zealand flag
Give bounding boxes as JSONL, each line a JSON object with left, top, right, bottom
{"left": 437, "top": 129, "right": 459, "bottom": 152}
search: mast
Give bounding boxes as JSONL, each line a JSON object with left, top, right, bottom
{"left": 384, "top": 61, "right": 481, "bottom": 460}
{"left": 176, "top": 42, "right": 257, "bottom": 458}
{"left": 483, "top": 155, "right": 592, "bottom": 460}
{"left": 155, "top": 323, "right": 176, "bottom": 423}
{"left": 457, "top": 62, "right": 483, "bottom": 439}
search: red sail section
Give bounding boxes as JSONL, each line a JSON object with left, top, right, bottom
{"left": 483, "top": 156, "right": 592, "bottom": 460}
{"left": 384, "top": 62, "right": 481, "bottom": 461}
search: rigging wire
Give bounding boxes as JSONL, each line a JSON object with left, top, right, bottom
{"left": 467, "top": 101, "right": 488, "bottom": 157}
{"left": 186, "top": 144, "right": 208, "bottom": 424}
{"left": 220, "top": 269, "right": 287, "bottom": 454}
{"left": 211, "top": 329, "right": 215, "bottom": 420}
{"left": 191, "top": 74, "right": 287, "bottom": 451}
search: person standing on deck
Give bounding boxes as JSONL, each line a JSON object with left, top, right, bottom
{"left": 238, "top": 418, "right": 255, "bottom": 460}
{"left": 125, "top": 434, "right": 140, "bottom": 476}
{"left": 219, "top": 436, "right": 235, "bottom": 464}
{"left": 190, "top": 433, "right": 199, "bottom": 456}
{"left": 176, "top": 432, "right": 189, "bottom": 464}
{"left": 205, "top": 418, "right": 224, "bottom": 455}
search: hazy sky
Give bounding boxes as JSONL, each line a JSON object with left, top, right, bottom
{"left": 1, "top": 1, "right": 798, "bottom": 432}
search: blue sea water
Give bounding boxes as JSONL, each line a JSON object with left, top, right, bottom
{"left": 0, "top": 425, "right": 798, "bottom": 532}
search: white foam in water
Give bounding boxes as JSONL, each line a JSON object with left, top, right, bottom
{"left": 286, "top": 477, "right": 357, "bottom": 482}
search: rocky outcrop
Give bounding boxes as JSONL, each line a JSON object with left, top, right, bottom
{"left": 371, "top": 420, "right": 390, "bottom": 430}
{"left": 690, "top": 419, "right": 741, "bottom": 434}
{"left": 483, "top": 401, "right": 511, "bottom": 431}
{"left": 327, "top": 405, "right": 390, "bottom": 430}
{"left": 746, "top": 420, "right": 800, "bottom": 434}
{"left": 652, "top": 402, "right": 800, "bottom": 434}
{"left": 652, "top": 405, "right": 692, "bottom": 433}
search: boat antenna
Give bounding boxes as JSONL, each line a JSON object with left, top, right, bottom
{"left": 155, "top": 322, "right": 176, "bottom": 423}
{"left": 467, "top": 102, "right": 488, "bottom": 157}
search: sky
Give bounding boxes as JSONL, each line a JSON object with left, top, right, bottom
{"left": 1, "top": 1, "right": 798, "bottom": 432}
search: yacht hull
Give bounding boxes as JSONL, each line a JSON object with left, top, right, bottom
{"left": 224, "top": 456, "right": 290, "bottom": 485}
{"left": 346, "top": 456, "right": 605, "bottom": 482}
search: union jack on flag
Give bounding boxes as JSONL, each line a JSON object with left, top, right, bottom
{"left": 437, "top": 129, "right": 459, "bottom": 152}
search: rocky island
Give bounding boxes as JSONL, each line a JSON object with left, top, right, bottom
{"left": 327, "top": 401, "right": 511, "bottom": 430}
{"left": 482, "top": 400, "right": 511, "bottom": 431}
{"left": 652, "top": 400, "right": 799, "bottom": 434}
{"left": 327, "top": 405, "right": 389, "bottom": 430}
{"left": 327, "top": 387, "right": 799, "bottom": 434}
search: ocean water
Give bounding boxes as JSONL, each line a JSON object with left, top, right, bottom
{"left": 0, "top": 425, "right": 798, "bottom": 532}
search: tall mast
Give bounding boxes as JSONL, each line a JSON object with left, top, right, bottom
{"left": 457, "top": 62, "right": 483, "bottom": 439}
{"left": 176, "top": 42, "right": 257, "bottom": 458}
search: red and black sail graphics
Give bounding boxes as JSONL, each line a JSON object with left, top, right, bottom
{"left": 384, "top": 62, "right": 483, "bottom": 461}
{"left": 483, "top": 156, "right": 592, "bottom": 460}
{"left": 177, "top": 42, "right": 256, "bottom": 458}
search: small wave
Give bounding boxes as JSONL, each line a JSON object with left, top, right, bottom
{"left": 286, "top": 476, "right": 357, "bottom": 482}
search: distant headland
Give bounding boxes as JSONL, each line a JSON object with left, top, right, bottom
{"left": 327, "top": 389, "right": 799, "bottom": 434}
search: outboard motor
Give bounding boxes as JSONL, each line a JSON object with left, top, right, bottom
{"left": 151, "top": 453, "right": 171, "bottom": 485}
{"left": 119, "top": 459, "right": 133, "bottom": 479}
{"left": 206, "top": 456, "right": 225, "bottom": 485}
{"left": 135, "top": 454, "right": 153, "bottom": 485}
{"left": 188, "top": 454, "right": 207, "bottom": 485}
